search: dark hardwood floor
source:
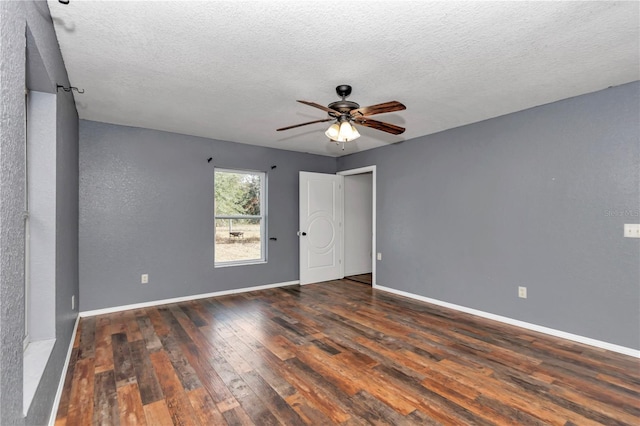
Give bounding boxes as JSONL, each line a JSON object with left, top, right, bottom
{"left": 56, "top": 279, "right": 640, "bottom": 425}
{"left": 345, "top": 274, "right": 373, "bottom": 286}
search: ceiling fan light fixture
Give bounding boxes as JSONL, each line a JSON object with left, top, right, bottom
{"left": 327, "top": 119, "right": 360, "bottom": 142}
{"left": 325, "top": 123, "right": 340, "bottom": 140}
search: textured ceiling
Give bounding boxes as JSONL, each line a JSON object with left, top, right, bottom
{"left": 48, "top": 1, "right": 639, "bottom": 157}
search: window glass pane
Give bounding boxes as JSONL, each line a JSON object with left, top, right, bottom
{"left": 214, "top": 169, "right": 265, "bottom": 265}
{"left": 215, "top": 218, "right": 262, "bottom": 263}
{"left": 215, "top": 171, "right": 261, "bottom": 216}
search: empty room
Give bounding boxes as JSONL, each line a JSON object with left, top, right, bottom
{"left": 1, "top": 1, "right": 639, "bottom": 425}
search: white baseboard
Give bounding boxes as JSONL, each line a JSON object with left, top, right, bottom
{"left": 48, "top": 314, "right": 80, "bottom": 426}
{"left": 80, "top": 280, "right": 300, "bottom": 317}
{"left": 374, "top": 284, "right": 640, "bottom": 358}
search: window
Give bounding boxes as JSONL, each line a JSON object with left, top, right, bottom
{"left": 214, "top": 169, "right": 266, "bottom": 266}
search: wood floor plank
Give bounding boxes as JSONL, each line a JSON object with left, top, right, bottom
{"left": 129, "top": 339, "right": 164, "bottom": 405}
{"left": 159, "top": 333, "right": 202, "bottom": 392}
{"left": 240, "top": 369, "right": 305, "bottom": 424}
{"left": 143, "top": 400, "right": 174, "bottom": 426}
{"left": 149, "top": 350, "right": 201, "bottom": 425}
{"left": 94, "top": 316, "right": 114, "bottom": 374}
{"left": 187, "top": 387, "right": 226, "bottom": 426}
{"left": 117, "top": 383, "right": 146, "bottom": 426}
{"left": 348, "top": 390, "right": 418, "bottom": 426}
{"left": 165, "top": 304, "right": 239, "bottom": 404}
{"left": 57, "top": 276, "right": 640, "bottom": 426}
{"left": 216, "top": 397, "right": 256, "bottom": 425}
{"left": 123, "top": 310, "right": 144, "bottom": 342}
{"left": 260, "top": 347, "right": 354, "bottom": 423}
{"left": 136, "top": 314, "right": 163, "bottom": 352}
{"left": 220, "top": 405, "right": 256, "bottom": 426}
{"left": 111, "top": 332, "right": 137, "bottom": 388}
{"left": 180, "top": 302, "right": 208, "bottom": 327}
{"left": 146, "top": 307, "right": 171, "bottom": 337}
{"left": 206, "top": 341, "right": 282, "bottom": 425}
{"left": 93, "top": 370, "right": 119, "bottom": 426}
{"left": 65, "top": 357, "right": 95, "bottom": 426}
{"left": 78, "top": 316, "right": 96, "bottom": 360}
{"left": 284, "top": 391, "right": 333, "bottom": 425}
{"left": 109, "top": 312, "right": 128, "bottom": 336}
{"left": 375, "top": 363, "right": 489, "bottom": 425}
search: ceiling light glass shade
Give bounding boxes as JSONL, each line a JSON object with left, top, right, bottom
{"left": 349, "top": 123, "right": 360, "bottom": 140}
{"left": 325, "top": 123, "right": 340, "bottom": 140}
{"left": 325, "top": 121, "right": 360, "bottom": 142}
{"left": 338, "top": 121, "right": 353, "bottom": 142}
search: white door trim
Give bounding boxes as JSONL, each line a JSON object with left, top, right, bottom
{"left": 337, "top": 165, "right": 376, "bottom": 286}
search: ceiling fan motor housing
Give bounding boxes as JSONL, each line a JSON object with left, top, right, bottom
{"left": 328, "top": 100, "right": 360, "bottom": 115}
{"left": 328, "top": 85, "right": 359, "bottom": 115}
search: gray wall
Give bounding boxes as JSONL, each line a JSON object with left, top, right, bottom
{"left": 338, "top": 82, "right": 640, "bottom": 350}
{"left": 0, "top": 1, "right": 79, "bottom": 424}
{"left": 79, "top": 121, "right": 336, "bottom": 311}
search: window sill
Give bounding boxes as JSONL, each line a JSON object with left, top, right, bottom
{"left": 23, "top": 338, "right": 56, "bottom": 416}
{"left": 215, "top": 259, "right": 267, "bottom": 268}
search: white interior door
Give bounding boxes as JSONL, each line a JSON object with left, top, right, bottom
{"left": 299, "top": 172, "right": 343, "bottom": 285}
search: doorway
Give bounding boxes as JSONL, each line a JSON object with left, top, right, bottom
{"left": 337, "top": 165, "right": 376, "bottom": 286}
{"left": 299, "top": 166, "right": 376, "bottom": 286}
{"left": 342, "top": 171, "right": 373, "bottom": 284}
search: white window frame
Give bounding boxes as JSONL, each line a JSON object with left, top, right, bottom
{"left": 24, "top": 89, "right": 30, "bottom": 351}
{"left": 214, "top": 168, "right": 266, "bottom": 267}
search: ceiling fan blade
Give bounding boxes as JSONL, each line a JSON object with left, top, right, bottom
{"left": 350, "top": 101, "right": 406, "bottom": 117}
{"left": 297, "top": 100, "right": 341, "bottom": 116}
{"left": 277, "top": 118, "right": 334, "bottom": 132}
{"left": 354, "top": 117, "right": 405, "bottom": 135}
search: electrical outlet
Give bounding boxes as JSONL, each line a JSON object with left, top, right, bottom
{"left": 141, "top": 274, "right": 149, "bottom": 284}
{"left": 518, "top": 286, "right": 527, "bottom": 299}
{"left": 71, "top": 295, "right": 75, "bottom": 310}
{"left": 377, "top": 253, "right": 382, "bottom": 261}
{"left": 624, "top": 224, "right": 640, "bottom": 238}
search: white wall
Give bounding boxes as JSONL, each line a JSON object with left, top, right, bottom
{"left": 344, "top": 173, "right": 372, "bottom": 276}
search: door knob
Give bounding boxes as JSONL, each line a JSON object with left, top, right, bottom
{"left": 302, "top": 232, "right": 307, "bottom": 236}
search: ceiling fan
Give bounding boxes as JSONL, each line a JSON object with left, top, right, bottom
{"left": 277, "top": 85, "right": 406, "bottom": 144}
